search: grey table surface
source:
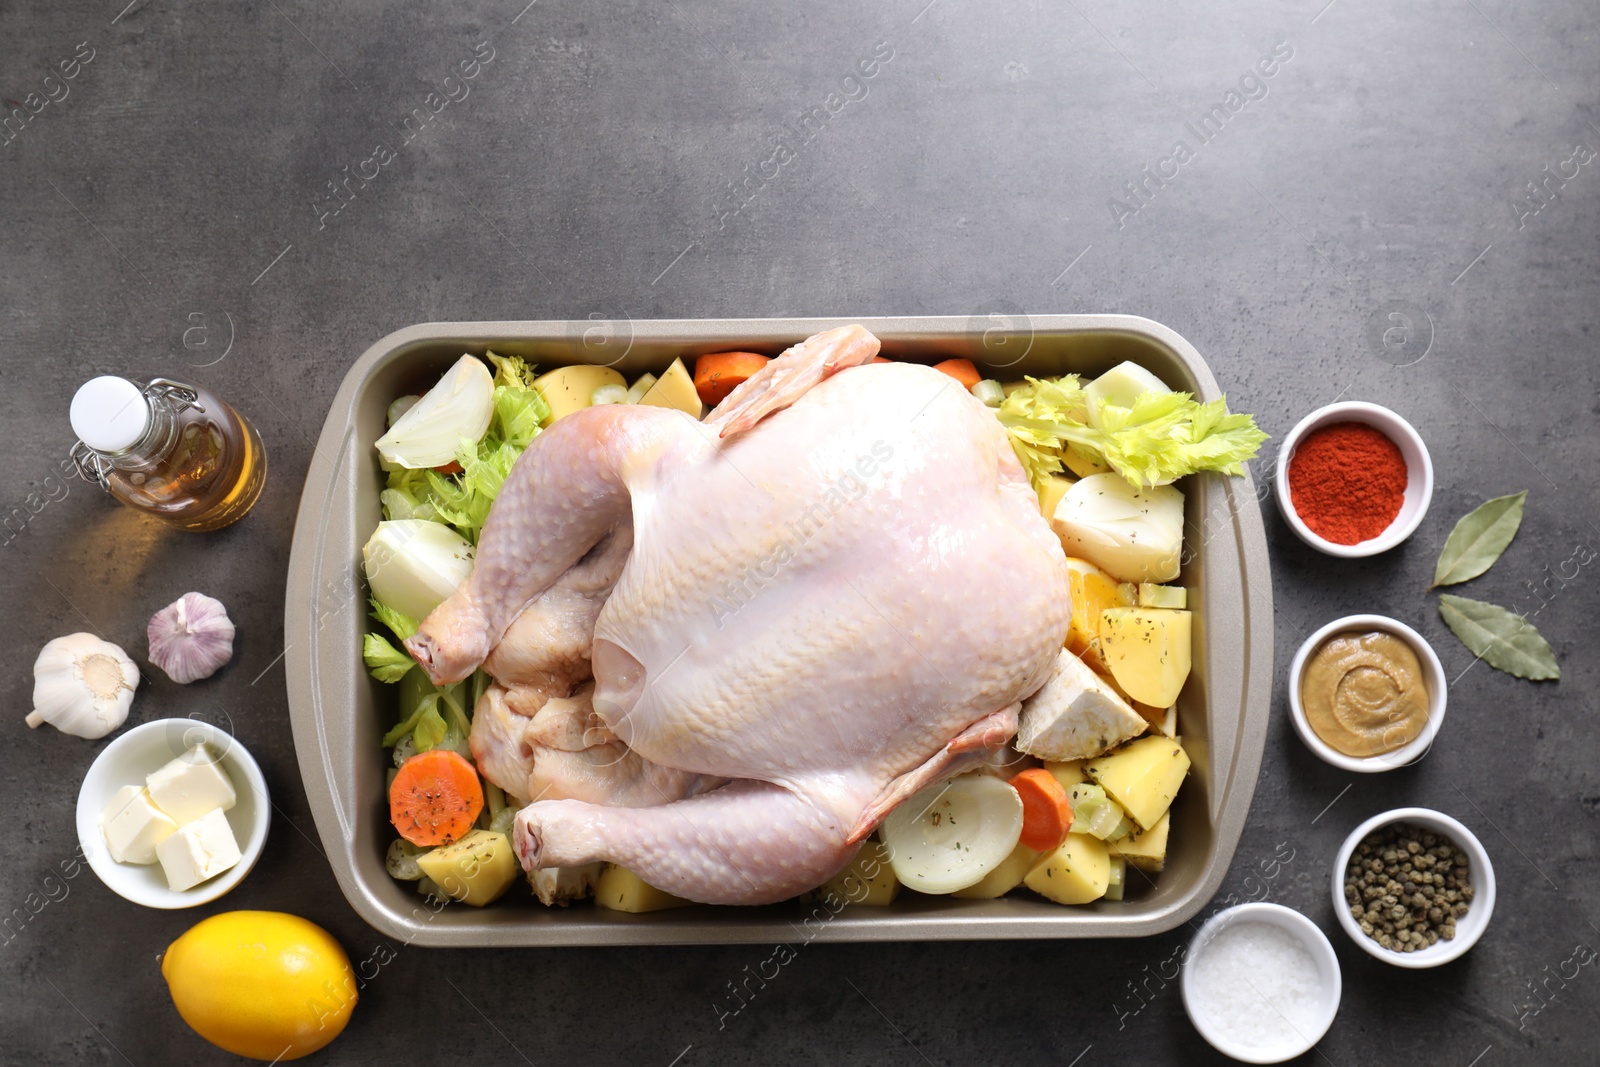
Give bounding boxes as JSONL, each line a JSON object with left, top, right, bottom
{"left": 4, "top": 0, "right": 1598, "bottom": 1064}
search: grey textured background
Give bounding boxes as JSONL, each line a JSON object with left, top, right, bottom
{"left": 3, "top": 0, "right": 1598, "bottom": 1064}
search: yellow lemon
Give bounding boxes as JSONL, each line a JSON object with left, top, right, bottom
{"left": 161, "top": 910, "right": 357, "bottom": 1061}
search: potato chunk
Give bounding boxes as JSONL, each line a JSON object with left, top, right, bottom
{"left": 1037, "top": 474, "right": 1076, "bottom": 521}
{"left": 1024, "top": 834, "right": 1111, "bottom": 905}
{"left": 1084, "top": 736, "right": 1190, "bottom": 831}
{"left": 532, "top": 365, "right": 626, "bottom": 423}
{"left": 1098, "top": 607, "right": 1192, "bottom": 707}
{"left": 415, "top": 830, "right": 519, "bottom": 906}
{"left": 1016, "top": 649, "right": 1149, "bottom": 762}
{"left": 1043, "top": 759, "right": 1088, "bottom": 789}
{"left": 814, "top": 839, "right": 900, "bottom": 906}
{"left": 1109, "top": 811, "right": 1171, "bottom": 873}
{"left": 595, "top": 865, "right": 694, "bottom": 913}
{"left": 952, "top": 841, "right": 1041, "bottom": 900}
{"left": 637, "top": 357, "right": 704, "bottom": 418}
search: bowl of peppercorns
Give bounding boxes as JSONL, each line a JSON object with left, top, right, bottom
{"left": 1331, "top": 808, "right": 1495, "bottom": 968}
{"left": 1275, "top": 401, "right": 1433, "bottom": 557}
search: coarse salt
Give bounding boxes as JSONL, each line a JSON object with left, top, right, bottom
{"left": 1188, "top": 920, "right": 1326, "bottom": 1049}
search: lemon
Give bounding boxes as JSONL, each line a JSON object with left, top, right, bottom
{"left": 161, "top": 910, "right": 357, "bottom": 1061}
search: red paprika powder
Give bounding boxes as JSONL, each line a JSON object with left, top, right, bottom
{"left": 1287, "top": 422, "right": 1408, "bottom": 544}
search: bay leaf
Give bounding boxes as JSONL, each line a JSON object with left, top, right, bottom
{"left": 1430, "top": 491, "right": 1527, "bottom": 588}
{"left": 1438, "top": 593, "right": 1559, "bottom": 680}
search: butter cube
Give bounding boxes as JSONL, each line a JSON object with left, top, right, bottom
{"left": 146, "top": 744, "right": 236, "bottom": 825}
{"left": 155, "top": 807, "right": 242, "bottom": 891}
{"left": 100, "top": 785, "right": 178, "bottom": 865}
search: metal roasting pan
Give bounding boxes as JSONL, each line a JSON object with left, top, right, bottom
{"left": 285, "top": 315, "right": 1274, "bottom": 947}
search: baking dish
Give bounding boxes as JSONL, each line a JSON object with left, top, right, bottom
{"left": 285, "top": 315, "right": 1273, "bottom": 946}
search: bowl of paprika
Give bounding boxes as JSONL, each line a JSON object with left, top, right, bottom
{"left": 1274, "top": 401, "right": 1432, "bottom": 557}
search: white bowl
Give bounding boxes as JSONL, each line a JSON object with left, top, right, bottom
{"left": 1288, "top": 614, "right": 1447, "bottom": 773}
{"left": 1181, "top": 902, "right": 1342, "bottom": 1063}
{"left": 1274, "top": 401, "right": 1433, "bottom": 556}
{"left": 75, "top": 718, "right": 270, "bottom": 908}
{"left": 1331, "top": 807, "right": 1495, "bottom": 968}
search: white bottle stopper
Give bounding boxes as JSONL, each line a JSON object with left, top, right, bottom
{"left": 71, "top": 376, "right": 150, "bottom": 453}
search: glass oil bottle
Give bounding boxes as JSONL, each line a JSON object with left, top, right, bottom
{"left": 69, "top": 376, "right": 267, "bottom": 531}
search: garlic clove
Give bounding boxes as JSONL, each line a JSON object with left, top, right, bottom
{"left": 27, "top": 633, "right": 139, "bottom": 739}
{"left": 147, "top": 592, "right": 236, "bottom": 684}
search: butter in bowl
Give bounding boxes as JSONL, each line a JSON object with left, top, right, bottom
{"left": 76, "top": 718, "right": 269, "bottom": 908}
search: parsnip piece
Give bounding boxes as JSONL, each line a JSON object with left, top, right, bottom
{"left": 1016, "top": 650, "right": 1149, "bottom": 762}
{"left": 528, "top": 862, "right": 603, "bottom": 907}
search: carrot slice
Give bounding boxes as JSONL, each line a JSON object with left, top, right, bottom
{"left": 932, "top": 358, "right": 982, "bottom": 390}
{"left": 390, "top": 749, "right": 484, "bottom": 846}
{"left": 1009, "top": 768, "right": 1073, "bottom": 851}
{"left": 871, "top": 356, "right": 893, "bottom": 364}
{"left": 694, "top": 351, "right": 771, "bottom": 406}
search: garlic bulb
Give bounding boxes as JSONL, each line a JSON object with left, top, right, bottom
{"left": 27, "top": 633, "right": 139, "bottom": 738}
{"left": 147, "top": 592, "right": 235, "bottom": 683}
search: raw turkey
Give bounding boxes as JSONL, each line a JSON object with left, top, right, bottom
{"left": 407, "top": 325, "right": 1070, "bottom": 905}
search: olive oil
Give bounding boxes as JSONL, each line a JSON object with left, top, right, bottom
{"left": 70, "top": 376, "right": 267, "bottom": 531}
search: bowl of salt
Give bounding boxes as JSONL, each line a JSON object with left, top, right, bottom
{"left": 1181, "top": 902, "right": 1342, "bottom": 1063}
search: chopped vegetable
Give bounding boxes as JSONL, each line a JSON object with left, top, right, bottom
{"left": 389, "top": 749, "right": 484, "bottom": 846}
{"left": 812, "top": 838, "right": 900, "bottom": 906}
{"left": 1025, "top": 834, "right": 1111, "bottom": 904}
{"left": 970, "top": 379, "right": 1005, "bottom": 407}
{"left": 363, "top": 519, "right": 475, "bottom": 623}
{"left": 1105, "top": 855, "right": 1127, "bottom": 901}
{"left": 385, "top": 838, "right": 427, "bottom": 881}
{"left": 637, "top": 357, "right": 703, "bottom": 418}
{"left": 932, "top": 358, "right": 981, "bottom": 389}
{"left": 362, "top": 633, "right": 414, "bottom": 683}
{"left": 369, "top": 598, "right": 418, "bottom": 641}
{"left": 1099, "top": 607, "right": 1192, "bottom": 707}
{"left": 1015, "top": 649, "right": 1148, "bottom": 762}
{"left": 415, "top": 829, "right": 519, "bottom": 906}
{"left": 1111, "top": 812, "right": 1171, "bottom": 872}
{"left": 625, "top": 373, "right": 658, "bottom": 405}
{"left": 1008, "top": 768, "right": 1074, "bottom": 851}
{"left": 375, "top": 355, "right": 495, "bottom": 468}
{"left": 1138, "top": 582, "right": 1187, "bottom": 609}
{"left": 1051, "top": 474, "right": 1185, "bottom": 583}
{"left": 1065, "top": 783, "right": 1128, "bottom": 840}
{"left": 595, "top": 865, "right": 694, "bottom": 913}
{"left": 1036, "top": 473, "right": 1075, "bottom": 520}
{"left": 1084, "top": 735, "right": 1190, "bottom": 832}
{"left": 880, "top": 774, "right": 1023, "bottom": 895}
{"left": 591, "top": 383, "right": 629, "bottom": 405}
{"left": 693, "top": 351, "right": 770, "bottom": 406}
{"left": 1082, "top": 361, "right": 1170, "bottom": 428}
{"left": 532, "top": 364, "right": 625, "bottom": 423}
{"left": 950, "top": 841, "right": 1040, "bottom": 900}
{"left": 998, "top": 373, "right": 1266, "bottom": 492}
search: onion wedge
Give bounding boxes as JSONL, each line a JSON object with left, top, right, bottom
{"left": 881, "top": 774, "right": 1024, "bottom": 894}
{"left": 376, "top": 354, "right": 494, "bottom": 468}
